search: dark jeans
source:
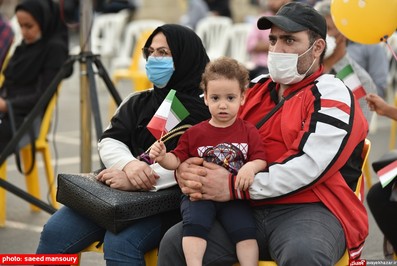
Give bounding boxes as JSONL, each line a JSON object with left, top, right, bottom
{"left": 36, "top": 206, "right": 164, "bottom": 266}
{"left": 158, "top": 203, "right": 346, "bottom": 266}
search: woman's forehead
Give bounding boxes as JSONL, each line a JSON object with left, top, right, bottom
{"left": 150, "top": 32, "right": 169, "bottom": 48}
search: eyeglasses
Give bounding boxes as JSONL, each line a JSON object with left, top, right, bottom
{"left": 142, "top": 47, "right": 172, "bottom": 60}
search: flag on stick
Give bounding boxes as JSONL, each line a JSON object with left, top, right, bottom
{"left": 147, "top": 89, "right": 189, "bottom": 139}
{"left": 376, "top": 160, "right": 397, "bottom": 188}
{"left": 336, "top": 64, "right": 367, "bottom": 100}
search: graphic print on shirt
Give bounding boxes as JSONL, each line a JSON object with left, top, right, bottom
{"left": 199, "top": 143, "right": 247, "bottom": 174}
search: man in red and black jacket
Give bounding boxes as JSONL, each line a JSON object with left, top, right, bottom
{"left": 158, "top": 2, "right": 369, "bottom": 265}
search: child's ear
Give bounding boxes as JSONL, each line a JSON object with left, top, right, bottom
{"left": 240, "top": 91, "right": 246, "bottom": 105}
{"left": 203, "top": 92, "right": 209, "bottom": 106}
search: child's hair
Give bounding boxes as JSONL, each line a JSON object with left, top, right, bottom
{"left": 200, "top": 57, "right": 249, "bottom": 93}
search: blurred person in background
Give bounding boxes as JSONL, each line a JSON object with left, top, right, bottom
{"left": 315, "top": 0, "right": 377, "bottom": 124}
{"left": 246, "top": 0, "right": 291, "bottom": 80}
{"left": 179, "top": 0, "right": 209, "bottom": 30}
{"left": 95, "top": 0, "right": 138, "bottom": 14}
{"left": 366, "top": 92, "right": 397, "bottom": 258}
{"left": 347, "top": 41, "right": 389, "bottom": 98}
{"left": 205, "top": 0, "right": 232, "bottom": 18}
{"left": 94, "top": 0, "right": 141, "bottom": 22}
{"left": 0, "top": 0, "right": 14, "bottom": 71}
{"left": 0, "top": 0, "right": 69, "bottom": 153}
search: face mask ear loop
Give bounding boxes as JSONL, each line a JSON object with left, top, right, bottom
{"left": 298, "top": 41, "right": 317, "bottom": 76}
{"left": 302, "top": 58, "right": 317, "bottom": 76}
{"left": 298, "top": 41, "right": 316, "bottom": 58}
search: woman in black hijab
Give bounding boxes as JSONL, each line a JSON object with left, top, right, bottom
{"left": 36, "top": 24, "right": 211, "bottom": 265}
{"left": 0, "top": 0, "right": 69, "bottom": 152}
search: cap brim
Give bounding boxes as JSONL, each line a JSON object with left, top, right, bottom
{"left": 257, "top": 16, "right": 308, "bottom": 32}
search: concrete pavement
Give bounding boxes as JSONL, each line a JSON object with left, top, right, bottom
{"left": 0, "top": 16, "right": 394, "bottom": 266}
{"left": 0, "top": 61, "right": 393, "bottom": 264}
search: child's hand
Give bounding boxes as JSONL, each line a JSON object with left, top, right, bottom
{"left": 234, "top": 167, "right": 254, "bottom": 191}
{"left": 149, "top": 141, "right": 166, "bottom": 162}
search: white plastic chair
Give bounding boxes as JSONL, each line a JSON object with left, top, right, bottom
{"left": 110, "top": 19, "right": 165, "bottom": 71}
{"left": 90, "top": 10, "right": 129, "bottom": 66}
{"left": 223, "top": 23, "right": 252, "bottom": 65}
{"left": 195, "top": 16, "right": 233, "bottom": 60}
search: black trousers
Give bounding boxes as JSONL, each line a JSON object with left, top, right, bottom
{"left": 367, "top": 181, "right": 397, "bottom": 253}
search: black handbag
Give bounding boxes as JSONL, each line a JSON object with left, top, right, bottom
{"left": 56, "top": 125, "right": 191, "bottom": 234}
{"left": 56, "top": 172, "right": 182, "bottom": 234}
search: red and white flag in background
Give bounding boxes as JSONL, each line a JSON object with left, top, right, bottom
{"left": 376, "top": 160, "right": 397, "bottom": 188}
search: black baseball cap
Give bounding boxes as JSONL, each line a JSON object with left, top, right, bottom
{"left": 257, "top": 2, "right": 327, "bottom": 40}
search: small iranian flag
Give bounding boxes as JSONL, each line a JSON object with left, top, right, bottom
{"left": 376, "top": 160, "right": 397, "bottom": 188}
{"left": 336, "top": 64, "right": 367, "bottom": 100}
{"left": 147, "top": 89, "right": 189, "bottom": 139}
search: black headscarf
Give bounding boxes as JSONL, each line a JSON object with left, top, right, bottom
{"left": 143, "top": 24, "right": 210, "bottom": 107}
{"left": 102, "top": 24, "right": 211, "bottom": 156}
{"left": 3, "top": 0, "right": 68, "bottom": 86}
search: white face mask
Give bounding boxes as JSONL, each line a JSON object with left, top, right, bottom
{"left": 268, "top": 43, "right": 316, "bottom": 85}
{"left": 325, "top": 35, "right": 336, "bottom": 59}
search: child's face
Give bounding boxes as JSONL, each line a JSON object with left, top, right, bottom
{"left": 204, "top": 78, "right": 245, "bottom": 127}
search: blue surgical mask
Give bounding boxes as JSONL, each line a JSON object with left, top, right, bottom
{"left": 145, "top": 56, "right": 175, "bottom": 88}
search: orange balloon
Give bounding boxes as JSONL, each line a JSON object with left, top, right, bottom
{"left": 331, "top": 0, "right": 397, "bottom": 44}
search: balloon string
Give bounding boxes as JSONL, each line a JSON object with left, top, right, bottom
{"left": 385, "top": 42, "right": 397, "bottom": 62}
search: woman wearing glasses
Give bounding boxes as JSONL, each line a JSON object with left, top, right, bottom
{"left": 36, "top": 24, "right": 211, "bottom": 265}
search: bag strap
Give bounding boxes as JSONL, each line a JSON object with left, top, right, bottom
{"left": 6, "top": 100, "right": 36, "bottom": 175}
{"left": 138, "top": 124, "right": 192, "bottom": 165}
{"left": 145, "top": 124, "right": 192, "bottom": 154}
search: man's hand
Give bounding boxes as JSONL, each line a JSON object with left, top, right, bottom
{"left": 177, "top": 158, "right": 231, "bottom": 202}
{"left": 197, "top": 161, "right": 231, "bottom": 202}
{"left": 176, "top": 157, "right": 206, "bottom": 198}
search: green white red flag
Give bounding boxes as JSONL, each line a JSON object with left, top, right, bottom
{"left": 376, "top": 160, "right": 397, "bottom": 188}
{"left": 147, "top": 89, "right": 189, "bottom": 139}
{"left": 336, "top": 64, "right": 367, "bottom": 100}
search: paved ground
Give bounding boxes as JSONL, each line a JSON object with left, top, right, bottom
{"left": 0, "top": 5, "right": 395, "bottom": 265}
{"left": 0, "top": 58, "right": 393, "bottom": 265}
